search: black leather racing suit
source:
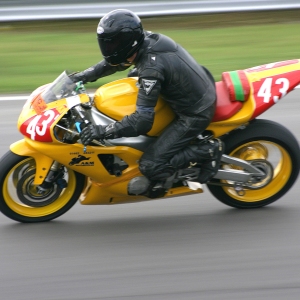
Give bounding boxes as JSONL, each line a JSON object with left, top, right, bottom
{"left": 76, "top": 32, "right": 216, "bottom": 180}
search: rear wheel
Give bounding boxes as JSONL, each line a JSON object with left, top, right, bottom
{"left": 207, "top": 119, "right": 300, "bottom": 208}
{"left": 0, "top": 151, "right": 85, "bottom": 223}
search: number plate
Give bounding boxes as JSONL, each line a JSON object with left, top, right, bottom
{"left": 19, "top": 108, "right": 61, "bottom": 142}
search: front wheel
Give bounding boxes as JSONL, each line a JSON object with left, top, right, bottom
{"left": 0, "top": 151, "right": 85, "bottom": 223}
{"left": 207, "top": 119, "right": 300, "bottom": 208}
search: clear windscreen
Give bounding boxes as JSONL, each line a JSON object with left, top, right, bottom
{"left": 41, "top": 71, "right": 85, "bottom": 103}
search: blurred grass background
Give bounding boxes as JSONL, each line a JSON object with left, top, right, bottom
{"left": 0, "top": 10, "right": 299, "bottom": 94}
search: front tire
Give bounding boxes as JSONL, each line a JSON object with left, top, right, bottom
{"left": 207, "top": 119, "right": 300, "bottom": 208}
{"left": 0, "top": 151, "right": 85, "bottom": 223}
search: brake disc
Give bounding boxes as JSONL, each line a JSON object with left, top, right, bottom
{"left": 16, "top": 169, "right": 62, "bottom": 207}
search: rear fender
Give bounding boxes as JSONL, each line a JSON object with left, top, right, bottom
{"left": 10, "top": 139, "right": 53, "bottom": 185}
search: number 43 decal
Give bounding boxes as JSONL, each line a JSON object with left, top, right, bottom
{"left": 20, "top": 109, "right": 60, "bottom": 142}
{"left": 257, "top": 77, "right": 290, "bottom": 103}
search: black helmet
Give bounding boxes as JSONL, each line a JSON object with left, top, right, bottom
{"left": 97, "top": 9, "right": 145, "bottom": 65}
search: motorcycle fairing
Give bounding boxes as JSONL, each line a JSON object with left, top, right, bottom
{"left": 18, "top": 94, "right": 90, "bottom": 143}
{"left": 208, "top": 59, "right": 300, "bottom": 135}
{"left": 80, "top": 177, "right": 203, "bottom": 205}
{"left": 10, "top": 135, "right": 203, "bottom": 204}
{"left": 245, "top": 59, "right": 300, "bottom": 118}
{"left": 19, "top": 108, "right": 62, "bottom": 142}
{"left": 11, "top": 135, "right": 143, "bottom": 182}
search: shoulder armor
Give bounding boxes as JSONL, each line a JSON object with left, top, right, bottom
{"left": 148, "top": 33, "right": 177, "bottom": 53}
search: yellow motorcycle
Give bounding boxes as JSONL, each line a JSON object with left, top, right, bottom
{"left": 1, "top": 59, "right": 300, "bottom": 223}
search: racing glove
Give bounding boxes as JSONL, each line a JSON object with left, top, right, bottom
{"left": 69, "top": 72, "right": 87, "bottom": 84}
{"left": 80, "top": 124, "right": 106, "bottom": 145}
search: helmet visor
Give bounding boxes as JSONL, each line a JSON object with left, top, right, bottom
{"left": 98, "top": 30, "right": 135, "bottom": 64}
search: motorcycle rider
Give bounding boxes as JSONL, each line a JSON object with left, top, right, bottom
{"left": 71, "top": 9, "right": 223, "bottom": 196}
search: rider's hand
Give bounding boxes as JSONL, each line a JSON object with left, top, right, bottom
{"left": 69, "top": 72, "right": 86, "bottom": 84}
{"left": 80, "top": 124, "right": 105, "bottom": 145}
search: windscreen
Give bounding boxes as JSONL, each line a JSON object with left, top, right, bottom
{"left": 41, "top": 71, "right": 81, "bottom": 103}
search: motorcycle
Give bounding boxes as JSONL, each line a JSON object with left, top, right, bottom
{"left": 1, "top": 59, "right": 300, "bottom": 223}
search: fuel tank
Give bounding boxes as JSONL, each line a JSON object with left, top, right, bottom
{"left": 93, "top": 77, "right": 175, "bottom": 136}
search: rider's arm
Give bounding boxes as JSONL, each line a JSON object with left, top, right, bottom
{"left": 103, "top": 66, "right": 165, "bottom": 139}
{"left": 103, "top": 76, "right": 162, "bottom": 139}
{"left": 71, "top": 60, "right": 131, "bottom": 83}
{"left": 79, "top": 69, "right": 164, "bottom": 144}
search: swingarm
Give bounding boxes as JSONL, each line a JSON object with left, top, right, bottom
{"left": 211, "top": 154, "right": 273, "bottom": 190}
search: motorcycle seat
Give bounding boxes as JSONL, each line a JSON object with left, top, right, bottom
{"left": 212, "top": 81, "right": 243, "bottom": 122}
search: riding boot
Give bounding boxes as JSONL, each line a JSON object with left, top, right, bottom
{"left": 197, "top": 139, "right": 224, "bottom": 183}
{"left": 170, "top": 138, "right": 224, "bottom": 183}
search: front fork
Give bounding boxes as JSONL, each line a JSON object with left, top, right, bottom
{"left": 37, "top": 161, "right": 67, "bottom": 193}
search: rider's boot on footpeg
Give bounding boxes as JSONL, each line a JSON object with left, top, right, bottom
{"left": 127, "top": 138, "right": 224, "bottom": 198}
{"left": 196, "top": 139, "right": 224, "bottom": 183}
{"left": 170, "top": 138, "right": 224, "bottom": 183}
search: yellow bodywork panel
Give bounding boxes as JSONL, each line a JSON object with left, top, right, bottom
{"left": 94, "top": 77, "right": 175, "bottom": 136}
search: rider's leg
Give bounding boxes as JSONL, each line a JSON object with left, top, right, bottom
{"left": 139, "top": 105, "right": 215, "bottom": 181}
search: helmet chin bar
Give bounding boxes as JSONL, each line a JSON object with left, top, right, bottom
{"left": 105, "top": 53, "right": 136, "bottom": 66}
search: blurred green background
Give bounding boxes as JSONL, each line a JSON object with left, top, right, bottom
{"left": 1, "top": 10, "right": 299, "bottom": 94}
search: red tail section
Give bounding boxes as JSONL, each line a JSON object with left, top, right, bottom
{"left": 246, "top": 60, "right": 300, "bottom": 118}
{"left": 213, "top": 59, "right": 300, "bottom": 121}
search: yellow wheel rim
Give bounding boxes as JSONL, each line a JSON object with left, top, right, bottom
{"left": 2, "top": 158, "right": 77, "bottom": 217}
{"left": 222, "top": 141, "right": 292, "bottom": 202}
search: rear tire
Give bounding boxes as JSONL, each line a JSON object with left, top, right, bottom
{"left": 207, "top": 119, "right": 300, "bottom": 208}
{"left": 0, "top": 151, "right": 85, "bottom": 223}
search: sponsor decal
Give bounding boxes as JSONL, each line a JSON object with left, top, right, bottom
{"left": 141, "top": 79, "right": 157, "bottom": 95}
{"left": 20, "top": 108, "right": 61, "bottom": 142}
{"left": 69, "top": 155, "right": 94, "bottom": 166}
{"left": 251, "top": 69, "right": 300, "bottom": 118}
{"left": 105, "top": 123, "right": 114, "bottom": 132}
{"left": 69, "top": 152, "right": 94, "bottom": 155}
{"left": 31, "top": 94, "right": 47, "bottom": 115}
{"left": 97, "top": 26, "right": 104, "bottom": 34}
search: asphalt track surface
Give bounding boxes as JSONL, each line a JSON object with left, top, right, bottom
{"left": 1, "top": 90, "right": 300, "bottom": 300}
